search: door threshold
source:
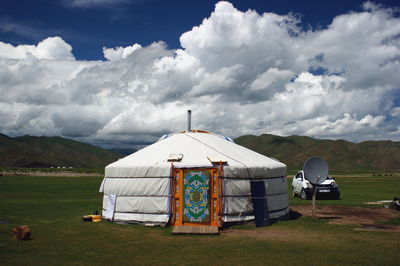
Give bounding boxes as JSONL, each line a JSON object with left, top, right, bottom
{"left": 172, "top": 225, "right": 219, "bottom": 234}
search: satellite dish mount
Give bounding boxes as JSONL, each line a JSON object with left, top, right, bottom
{"left": 303, "top": 157, "right": 329, "bottom": 218}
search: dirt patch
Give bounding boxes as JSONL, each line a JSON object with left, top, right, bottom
{"left": 291, "top": 205, "right": 400, "bottom": 232}
{"left": 354, "top": 224, "right": 398, "bottom": 232}
{"left": 221, "top": 206, "right": 400, "bottom": 238}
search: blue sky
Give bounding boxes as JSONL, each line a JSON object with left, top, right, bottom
{"left": 1, "top": 0, "right": 398, "bottom": 60}
{"left": 0, "top": 0, "right": 399, "bottom": 148}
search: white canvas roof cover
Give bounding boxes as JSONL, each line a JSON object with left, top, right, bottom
{"left": 105, "top": 131, "right": 286, "bottom": 178}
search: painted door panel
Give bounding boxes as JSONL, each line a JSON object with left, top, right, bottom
{"left": 183, "top": 170, "right": 210, "bottom": 223}
{"left": 172, "top": 168, "right": 221, "bottom": 227}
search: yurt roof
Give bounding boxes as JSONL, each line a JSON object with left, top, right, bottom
{"left": 105, "top": 130, "right": 286, "bottom": 179}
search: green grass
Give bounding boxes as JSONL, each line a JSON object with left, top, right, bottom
{"left": 0, "top": 167, "right": 104, "bottom": 175}
{"left": 380, "top": 217, "right": 400, "bottom": 225}
{"left": 0, "top": 175, "right": 399, "bottom": 265}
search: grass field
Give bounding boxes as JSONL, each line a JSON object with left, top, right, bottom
{"left": 0, "top": 174, "right": 399, "bottom": 265}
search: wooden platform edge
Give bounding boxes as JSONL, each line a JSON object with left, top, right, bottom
{"left": 172, "top": 226, "right": 220, "bottom": 235}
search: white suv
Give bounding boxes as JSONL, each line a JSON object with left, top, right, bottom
{"left": 292, "top": 170, "right": 340, "bottom": 200}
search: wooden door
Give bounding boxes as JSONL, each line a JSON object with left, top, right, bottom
{"left": 172, "top": 168, "right": 221, "bottom": 228}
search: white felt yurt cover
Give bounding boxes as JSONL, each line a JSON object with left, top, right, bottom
{"left": 104, "top": 131, "right": 286, "bottom": 178}
{"left": 100, "top": 131, "right": 288, "bottom": 225}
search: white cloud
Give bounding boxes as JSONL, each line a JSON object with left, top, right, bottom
{"left": 0, "top": 1, "right": 399, "bottom": 147}
{"left": 0, "top": 37, "right": 74, "bottom": 60}
{"left": 304, "top": 113, "right": 385, "bottom": 135}
{"left": 391, "top": 107, "right": 400, "bottom": 117}
{"left": 103, "top": 43, "right": 142, "bottom": 61}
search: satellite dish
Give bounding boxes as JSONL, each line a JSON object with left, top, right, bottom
{"left": 303, "top": 157, "right": 329, "bottom": 185}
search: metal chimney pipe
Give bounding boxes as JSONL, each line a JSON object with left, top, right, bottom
{"left": 187, "top": 110, "right": 191, "bottom": 132}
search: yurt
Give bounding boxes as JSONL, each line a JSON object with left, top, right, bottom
{"left": 100, "top": 120, "right": 288, "bottom": 233}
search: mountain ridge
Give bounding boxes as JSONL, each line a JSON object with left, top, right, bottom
{"left": 0, "top": 134, "right": 121, "bottom": 168}
{"left": 234, "top": 134, "right": 400, "bottom": 172}
{"left": 1, "top": 133, "right": 399, "bottom": 172}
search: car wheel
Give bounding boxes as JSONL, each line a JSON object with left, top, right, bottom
{"left": 300, "top": 189, "right": 308, "bottom": 200}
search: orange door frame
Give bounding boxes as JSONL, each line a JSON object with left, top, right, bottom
{"left": 171, "top": 168, "right": 222, "bottom": 227}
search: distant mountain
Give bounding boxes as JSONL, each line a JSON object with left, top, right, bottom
{"left": 0, "top": 134, "right": 122, "bottom": 168}
{"left": 2, "top": 132, "right": 398, "bottom": 172}
{"left": 235, "top": 134, "right": 400, "bottom": 172}
{"left": 108, "top": 148, "right": 137, "bottom": 156}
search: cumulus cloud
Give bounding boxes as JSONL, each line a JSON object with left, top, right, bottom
{"left": 0, "top": 36, "right": 75, "bottom": 60}
{"left": 0, "top": 1, "right": 399, "bottom": 148}
{"left": 103, "top": 43, "right": 142, "bottom": 61}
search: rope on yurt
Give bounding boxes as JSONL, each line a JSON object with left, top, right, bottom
{"left": 183, "top": 132, "right": 252, "bottom": 178}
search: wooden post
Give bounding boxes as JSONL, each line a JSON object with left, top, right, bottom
{"left": 312, "top": 185, "right": 317, "bottom": 218}
{"left": 312, "top": 175, "right": 321, "bottom": 219}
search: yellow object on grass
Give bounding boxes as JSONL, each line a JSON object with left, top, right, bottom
{"left": 91, "top": 215, "right": 101, "bottom": 222}
{"left": 82, "top": 215, "right": 101, "bottom": 222}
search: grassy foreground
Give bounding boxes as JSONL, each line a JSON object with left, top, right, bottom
{"left": 0, "top": 175, "right": 399, "bottom": 265}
